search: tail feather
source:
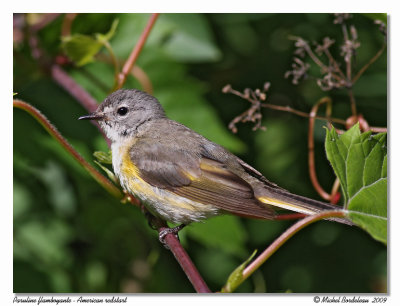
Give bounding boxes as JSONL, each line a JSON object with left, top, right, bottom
{"left": 257, "top": 188, "right": 353, "bottom": 226}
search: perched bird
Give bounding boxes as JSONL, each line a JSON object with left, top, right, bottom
{"left": 79, "top": 89, "right": 350, "bottom": 233}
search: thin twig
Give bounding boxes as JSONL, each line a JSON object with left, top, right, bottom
{"left": 241, "top": 210, "right": 347, "bottom": 283}
{"left": 330, "top": 178, "right": 341, "bottom": 204}
{"left": 324, "top": 48, "right": 346, "bottom": 79}
{"left": 275, "top": 213, "right": 306, "bottom": 221}
{"left": 96, "top": 54, "right": 154, "bottom": 94}
{"left": 352, "top": 43, "right": 387, "bottom": 84}
{"left": 132, "top": 66, "right": 154, "bottom": 94}
{"left": 102, "top": 40, "right": 120, "bottom": 90}
{"left": 115, "top": 13, "right": 159, "bottom": 90}
{"left": 308, "top": 97, "right": 333, "bottom": 201}
{"left": 225, "top": 85, "right": 347, "bottom": 126}
{"left": 261, "top": 103, "right": 347, "bottom": 125}
{"left": 347, "top": 88, "right": 357, "bottom": 117}
{"left": 61, "top": 13, "right": 78, "bottom": 37}
{"left": 14, "top": 99, "right": 122, "bottom": 199}
{"left": 369, "top": 126, "right": 387, "bottom": 133}
{"left": 341, "top": 24, "right": 352, "bottom": 82}
{"left": 303, "top": 42, "right": 342, "bottom": 82}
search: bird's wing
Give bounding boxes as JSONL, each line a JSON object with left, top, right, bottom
{"left": 129, "top": 140, "right": 275, "bottom": 219}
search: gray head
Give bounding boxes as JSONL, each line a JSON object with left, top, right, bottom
{"left": 79, "top": 89, "right": 166, "bottom": 142}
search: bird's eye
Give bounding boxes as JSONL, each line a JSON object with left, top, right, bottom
{"left": 117, "top": 107, "right": 128, "bottom": 116}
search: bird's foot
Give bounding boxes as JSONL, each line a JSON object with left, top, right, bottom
{"left": 159, "top": 224, "right": 186, "bottom": 248}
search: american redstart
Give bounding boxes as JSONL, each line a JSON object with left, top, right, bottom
{"left": 79, "top": 89, "right": 351, "bottom": 231}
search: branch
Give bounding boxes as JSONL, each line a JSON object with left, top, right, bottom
{"left": 261, "top": 103, "right": 347, "bottom": 125}
{"left": 50, "top": 64, "right": 111, "bottom": 147}
{"left": 223, "top": 84, "right": 347, "bottom": 127}
{"left": 61, "top": 13, "right": 78, "bottom": 37}
{"left": 115, "top": 13, "right": 159, "bottom": 90}
{"left": 308, "top": 97, "right": 335, "bottom": 201}
{"left": 13, "top": 99, "right": 122, "bottom": 199}
{"left": 146, "top": 215, "right": 211, "bottom": 293}
{"left": 369, "top": 126, "right": 387, "bottom": 133}
{"left": 352, "top": 43, "right": 387, "bottom": 84}
{"left": 241, "top": 210, "right": 347, "bottom": 284}
{"left": 348, "top": 88, "right": 357, "bottom": 117}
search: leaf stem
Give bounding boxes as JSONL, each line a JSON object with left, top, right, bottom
{"left": 352, "top": 43, "right": 386, "bottom": 84}
{"left": 102, "top": 39, "right": 120, "bottom": 91}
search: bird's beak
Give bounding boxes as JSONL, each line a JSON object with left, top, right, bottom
{"left": 78, "top": 112, "right": 105, "bottom": 121}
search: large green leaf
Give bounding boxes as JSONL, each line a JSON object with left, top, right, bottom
{"left": 61, "top": 19, "right": 119, "bottom": 66}
{"left": 61, "top": 34, "right": 103, "bottom": 66}
{"left": 325, "top": 124, "right": 387, "bottom": 244}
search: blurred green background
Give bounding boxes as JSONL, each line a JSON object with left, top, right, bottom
{"left": 13, "top": 13, "right": 387, "bottom": 293}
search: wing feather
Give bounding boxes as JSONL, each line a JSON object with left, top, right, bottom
{"left": 130, "top": 141, "right": 274, "bottom": 219}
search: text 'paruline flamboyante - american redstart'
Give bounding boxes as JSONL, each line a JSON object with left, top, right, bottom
{"left": 79, "top": 89, "right": 351, "bottom": 231}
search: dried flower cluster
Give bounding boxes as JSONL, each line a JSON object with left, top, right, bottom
{"left": 285, "top": 13, "right": 386, "bottom": 117}
{"left": 222, "top": 83, "right": 271, "bottom": 133}
{"left": 225, "top": 14, "right": 386, "bottom": 134}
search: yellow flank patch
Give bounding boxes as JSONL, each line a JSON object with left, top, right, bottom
{"left": 119, "top": 148, "right": 199, "bottom": 211}
{"left": 258, "top": 196, "right": 315, "bottom": 215}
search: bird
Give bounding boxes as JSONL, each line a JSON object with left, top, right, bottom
{"left": 79, "top": 89, "right": 350, "bottom": 235}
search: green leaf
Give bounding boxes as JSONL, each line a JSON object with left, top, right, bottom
{"left": 95, "top": 19, "right": 119, "bottom": 42}
{"left": 325, "top": 124, "right": 387, "bottom": 244}
{"left": 62, "top": 19, "right": 119, "bottom": 66}
{"left": 61, "top": 34, "right": 103, "bottom": 66}
{"left": 94, "top": 161, "right": 117, "bottom": 185}
{"left": 93, "top": 150, "right": 113, "bottom": 164}
{"left": 221, "top": 250, "right": 257, "bottom": 293}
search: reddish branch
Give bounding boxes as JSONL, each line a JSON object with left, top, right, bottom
{"left": 51, "top": 65, "right": 99, "bottom": 113}
{"left": 148, "top": 216, "right": 211, "bottom": 293}
{"left": 50, "top": 65, "right": 111, "bottom": 147}
{"left": 241, "top": 210, "right": 347, "bottom": 284}
{"left": 308, "top": 97, "right": 335, "bottom": 201}
{"left": 115, "top": 13, "right": 159, "bottom": 90}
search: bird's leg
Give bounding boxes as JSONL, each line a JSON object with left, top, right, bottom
{"left": 158, "top": 224, "right": 186, "bottom": 246}
{"left": 140, "top": 204, "right": 186, "bottom": 247}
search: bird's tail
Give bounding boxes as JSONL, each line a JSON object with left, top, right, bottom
{"left": 257, "top": 187, "right": 353, "bottom": 226}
